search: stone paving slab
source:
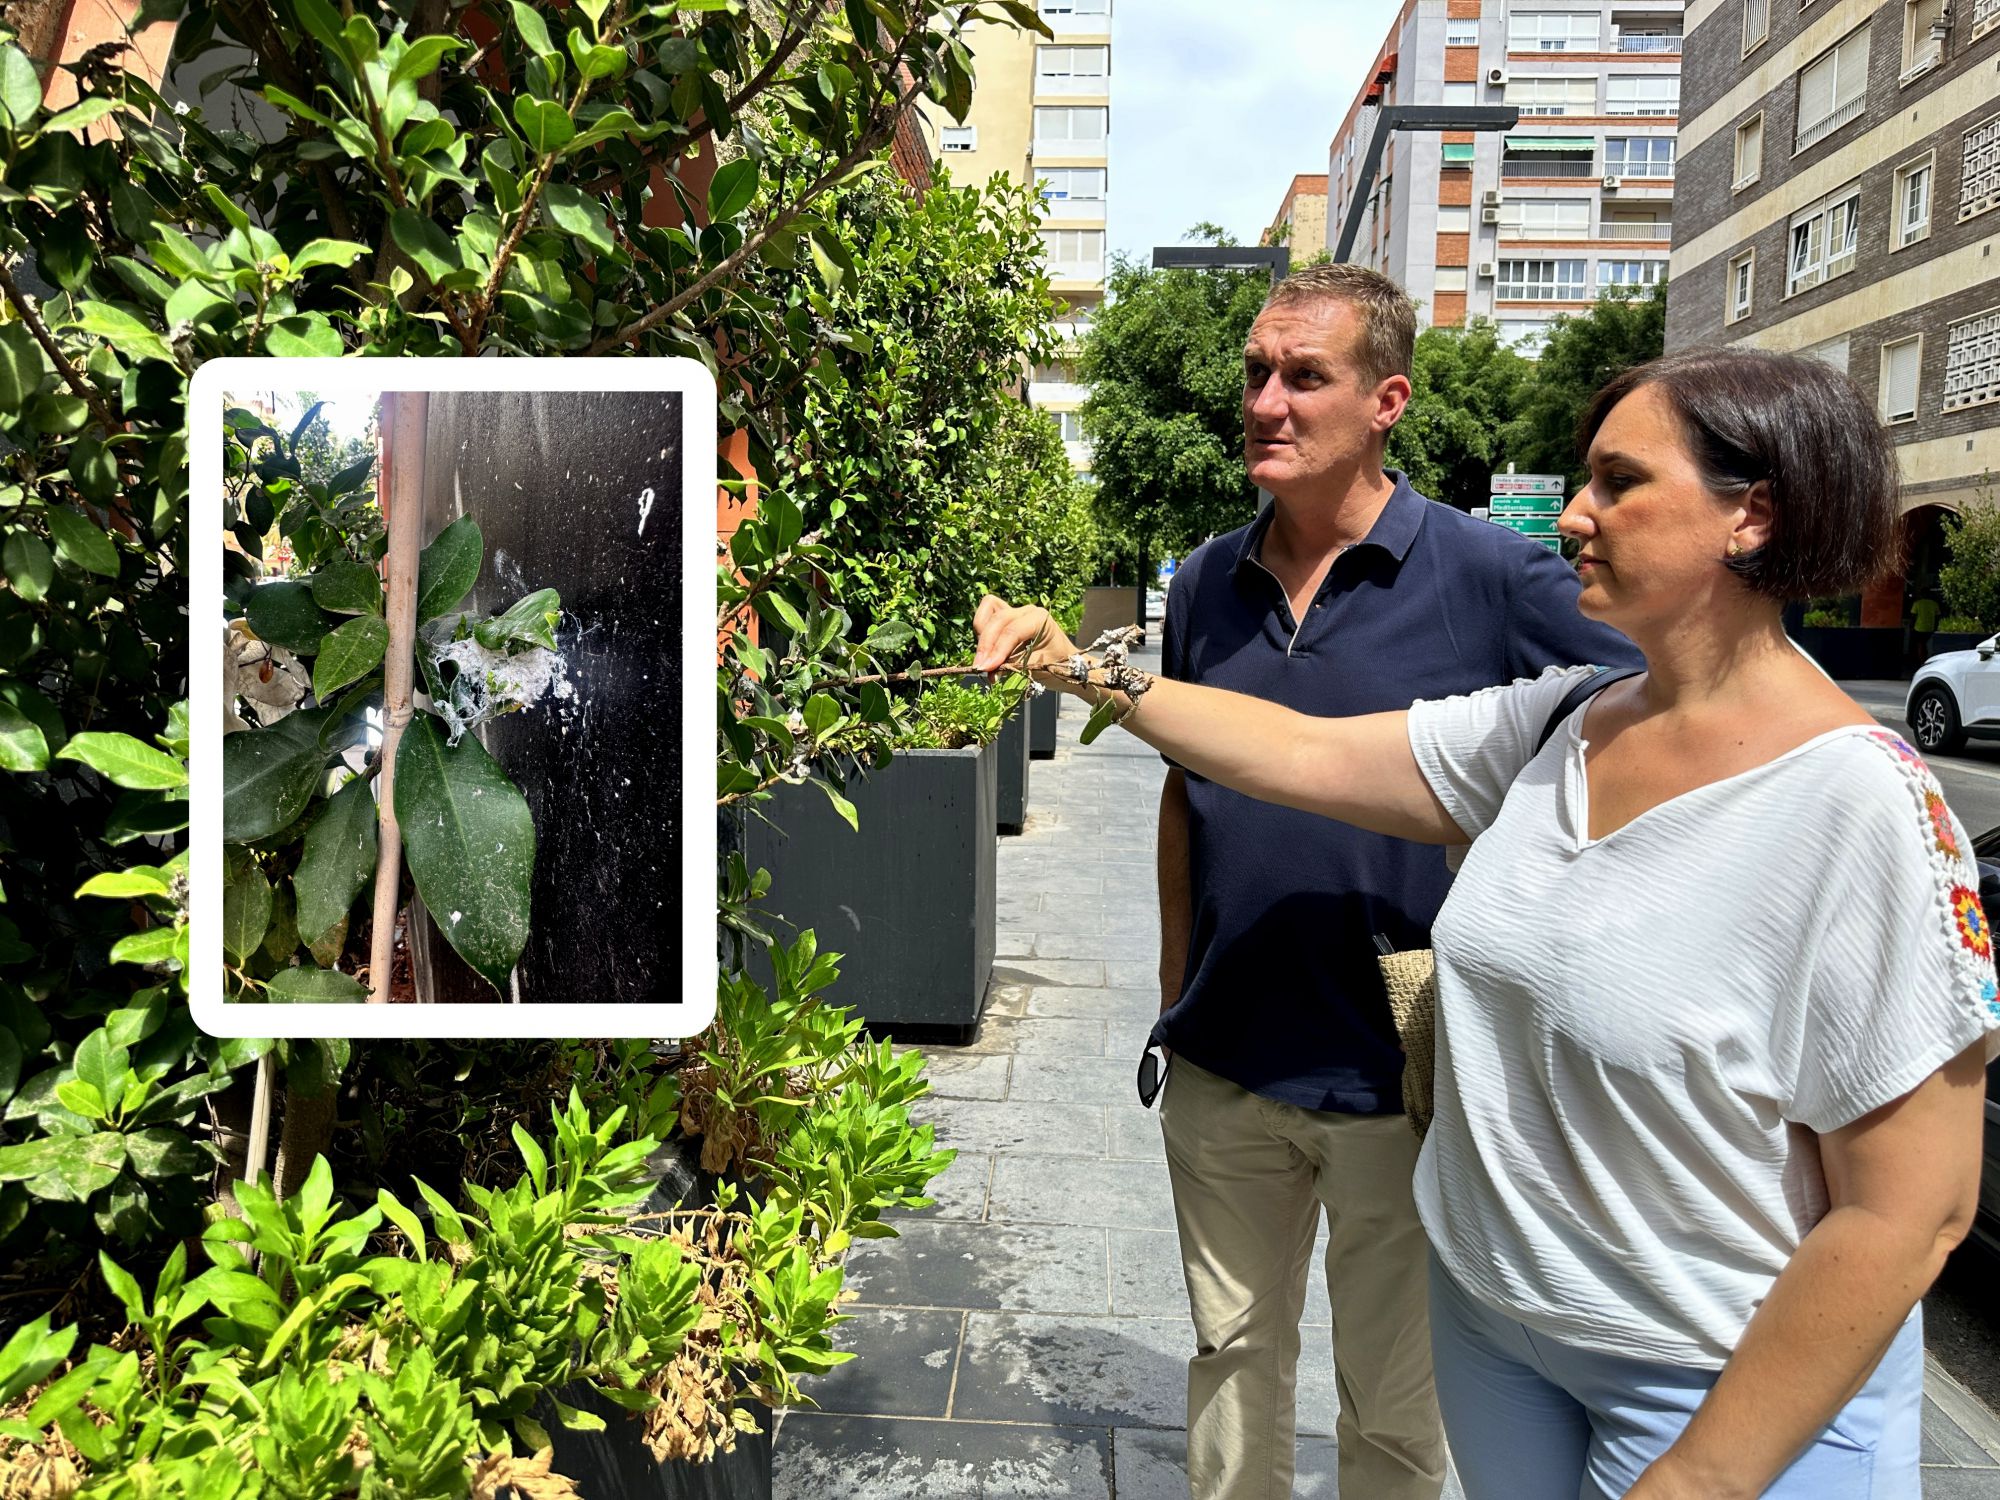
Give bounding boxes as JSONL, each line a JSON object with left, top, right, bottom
{"left": 1004, "top": 1054, "right": 1135, "bottom": 1105}
{"left": 920, "top": 1098, "right": 1109, "bottom": 1157}
{"left": 843, "top": 1219, "right": 1111, "bottom": 1315}
{"left": 774, "top": 1413, "right": 1113, "bottom": 1499}
{"left": 1020, "top": 985, "right": 1159, "bottom": 1021}
{"left": 1109, "top": 1426, "right": 1342, "bottom": 1500}
{"left": 916, "top": 1052, "right": 1013, "bottom": 1101}
{"left": 904, "top": 1149, "right": 992, "bottom": 1222}
{"left": 986, "top": 1155, "right": 1173, "bottom": 1230}
{"left": 803, "top": 1306, "right": 963, "bottom": 1418}
{"left": 991, "top": 959, "right": 1111, "bottom": 990}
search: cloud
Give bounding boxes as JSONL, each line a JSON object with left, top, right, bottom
{"left": 1108, "top": 0, "right": 1384, "bottom": 260}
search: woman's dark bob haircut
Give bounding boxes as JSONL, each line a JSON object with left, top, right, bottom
{"left": 1576, "top": 347, "right": 1903, "bottom": 602}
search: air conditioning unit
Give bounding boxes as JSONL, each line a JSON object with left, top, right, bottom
{"left": 1481, "top": 206, "right": 1503, "bottom": 223}
{"left": 1476, "top": 261, "right": 1497, "bottom": 278}
{"left": 1486, "top": 66, "right": 1509, "bottom": 85}
{"left": 1602, "top": 174, "right": 1622, "bottom": 191}
{"left": 1481, "top": 189, "right": 1503, "bottom": 208}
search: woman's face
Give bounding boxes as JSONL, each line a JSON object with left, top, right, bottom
{"left": 1560, "top": 383, "right": 1755, "bottom": 633}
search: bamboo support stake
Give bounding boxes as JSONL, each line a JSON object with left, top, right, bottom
{"left": 368, "top": 392, "right": 429, "bottom": 1004}
{"left": 244, "top": 1052, "right": 274, "bottom": 1193}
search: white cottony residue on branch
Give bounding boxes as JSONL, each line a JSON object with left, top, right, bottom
{"left": 426, "top": 628, "right": 575, "bottom": 745}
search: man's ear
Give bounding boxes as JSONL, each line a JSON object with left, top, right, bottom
{"left": 1376, "top": 373, "right": 1414, "bottom": 433}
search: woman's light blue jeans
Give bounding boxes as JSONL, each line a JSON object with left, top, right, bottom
{"left": 1429, "top": 1250, "right": 1924, "bottom": 1499}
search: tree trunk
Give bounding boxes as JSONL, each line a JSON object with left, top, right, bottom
{"left": 274, "top": 1084, "right": 339, "bottom": 1199}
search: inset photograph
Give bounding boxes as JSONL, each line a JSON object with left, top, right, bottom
{"left": 190, "top": 358, "right": 714, "bottom": 1037}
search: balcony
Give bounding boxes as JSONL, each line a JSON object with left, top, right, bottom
{"left": 1039, "top": 195, "right": 1107, "bottom": 224}
{"left": 1600, "top": 219, "right": 1672, "bottom": 238}
{"left": 1615, "top": 33, "right": 1682, "bottom": 50}
{"left": 1035, "top": 73, "right": 1110, "bottom": 96}
{"left": 1502, "top": 156, "right": 1597, "bottom": 177}
{"left": 1033, "top": 138, "right": 1108, "bottom": 159}
{"left": 1795, "top": 95, "right": 1863, "bottom": 150}
{"left": 1031, "top": 380, "right": 1090, "bottom": 404}
{"left": 1062, "top": 438, "right": 1093, "bottom": 467}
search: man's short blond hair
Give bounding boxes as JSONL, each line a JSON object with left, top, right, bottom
{"left": 1259, "top": 263, "right": 1417, "bottom": 389}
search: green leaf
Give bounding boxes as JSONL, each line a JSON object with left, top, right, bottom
{"left": 109, "top": 926, "right": 178, "bottom": 966}
{"left": 394, "top": 715, "right": 535, "bottom": 995}
{"left": 288, "top": 238, "right": 370, "bottom": 275}
{"left": 291, "top": 0, "right": 351, "bottom": 61}
{"left": 245, "top": 581, "right": 330, "bottom": 655}
{"left": 123, "top": 1128, "right": 211, "bottom": 1180}
{"left": 416, "top": 516, "right": 481, "bottom": 621}
{"left": 708, "top": 158, "right": 758, "bottom": 222}
{"left": 221, "top": 725, "right": 323, "bottom": 843}
{"left": 312, "top": 616, "right": 388, "bottom": 700}
{"left": 42, "top": 97, "right": 121, "bottom": 133}
{"left": 0, "top": 322, "right": 44, "bottom": 411}
{"left": 4, "top": 533, "right": 54, "bottom": 602}
{"left": 68, "top": 302, "right": 177, "bottom": 365}
{"left": 264, "top": 314, "right": 343, "bottom": 358}
{"left": 222, "top": 856, "right": 272, "bottom": 964}
{"left": 295, "top": 776, "right": 378, "bottom": 945}
{"left": 0, "top": 46, "right": 40, "bottom": 132}
{"left": 388, "top": 208, "right": 461, "bottom": 284}
{"left": 310, "top": 560, "right": 383, "bottom": 615}
{"left": 264, "top": 966, "right": 367, "bottom": 1003}
{"left": 75, "top": 868, "right": 170, "bottom": 899}
{"left": 512, "top": 96, "right": 574, "bottom": 154}
{"left": 1078, "top": 697, "right": 1119, "bottom": 745}
{"left": 0, "top": 1316, "right": 77, "bottom": 1405}
{"left": 390, "top": 34, "right": 465, "bottom": 85}
{"left": 472, "top": 587, "right": 560, "bottom": 651}
{"left": 55, "top": 732, "right": 184, "bottom": 788}
{"left": 812, "top": 778, "right": 858, "bottom": 832}
{"left": 541, "top": 183, "right": 614, "bottom": 253}
{"left": 44, "top": 507, "right": 120, "bottom": 578}
{"left": 327, "top": 454, "right": 374, "bottom": 496}
{"left": 0, "top": 705, "right": 48, "bottom": 773}
{"left": 565, "top": 29, "right": 625, "bottom": 80}
{"left": 507, "top": 0, "right": 560, "bottom": 63}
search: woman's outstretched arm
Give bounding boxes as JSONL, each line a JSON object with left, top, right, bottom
{"left": 972, "top": 595, "right": 1467, "bottom": 845}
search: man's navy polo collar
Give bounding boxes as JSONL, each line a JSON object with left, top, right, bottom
{"left": 1227, "top": 470, "right": 1429, "bottom": 582}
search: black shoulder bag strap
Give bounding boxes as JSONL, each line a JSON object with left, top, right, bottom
{"left": 1534, "top": 665, "right": 1645, "bottom": 755}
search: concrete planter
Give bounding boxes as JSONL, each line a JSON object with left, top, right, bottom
{"left": 996, "top": 706, "right": 1030, "bottom": 835}
{"left": 1791, "top": 626, "right": 1902, "bottom": 679}
{"left": 743, "top": 744, "right": 997, "bottom": 1035}
{"left": 1079, "top": 586, "right": 1141, "bottom": 649}
{"left": 1028, "top": 689, "right": 1059, "bottom": 759}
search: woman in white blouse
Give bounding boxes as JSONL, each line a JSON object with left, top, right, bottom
{"left": 972, "top": 348, "right": 1998, "bottom": 1499}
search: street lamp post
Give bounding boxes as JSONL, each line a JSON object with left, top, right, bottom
{"left": 1332, "top": 104, "right": 1520, "bottom": 263}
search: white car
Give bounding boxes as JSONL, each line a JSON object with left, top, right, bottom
{"left": 1906, "top": 634, "right": 2000, "bottom": 754}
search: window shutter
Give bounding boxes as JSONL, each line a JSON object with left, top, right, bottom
{"left": 1834, "top": 30, "right": 1870, "bottom": 109}
{"left": 1798, "top": 53, "right": 1836, "bottom": 131}
{"left": 1883, "top": 339, "right": 1921, "bottom": 418}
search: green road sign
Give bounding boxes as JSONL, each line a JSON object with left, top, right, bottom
{"left": 1489, "top": 494, "right": 1565, "bottom": 516}
{"left": 1489, "top": 472, "right": 1566, "bottom": 496}
{"left": 1494, "top": 514, "right": 1561, "bottom": 536}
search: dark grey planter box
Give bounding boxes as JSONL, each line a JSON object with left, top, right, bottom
{"left": 1028, "top": 689, "right": 1059, "bottom": 759}
{"left": 743, "top": 744, "right": 997, "bottom": 1035}
{"left": 997, "top": 707, "right": 1030, "bottom": 835}
{"left": 528, "top": 1383, "right": 772, "bottom": 1500}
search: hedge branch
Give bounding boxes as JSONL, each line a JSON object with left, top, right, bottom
{"left": 0, "top": 259, "right": 120, "bottom": 435}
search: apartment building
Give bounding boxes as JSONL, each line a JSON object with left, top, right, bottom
{"left": 1665, "top": 0, "right": 2000, "bottom": 624}
{"left": 1264, "top": 174, "right": 1331, "bottom": 259}
{"left": 936, "top": 0, "right": 1112, "bottom": 476}
{"left": 1326, "top": 0, "right": 1684, "bottom": 348}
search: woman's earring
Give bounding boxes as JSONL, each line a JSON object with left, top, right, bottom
{"left": 1726, "top": 540, "right": 1743, "bottom": 558}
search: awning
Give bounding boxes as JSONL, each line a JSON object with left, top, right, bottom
{"left": 1504, "top": 135, "right": 1595, "bottom": 151}
{"left": 1441, "top": 143, "right": 1476, "bottom": 163}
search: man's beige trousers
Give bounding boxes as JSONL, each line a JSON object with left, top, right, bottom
{"left": 1159, "top": 1057, "right": 1447, "bottom": 1500}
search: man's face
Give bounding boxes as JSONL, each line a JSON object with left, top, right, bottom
{"left": 1241, "top": 299, "right": 1401, "bottom": 500}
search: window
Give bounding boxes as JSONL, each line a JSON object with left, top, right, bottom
{"left": 1893, "top": 154, "right": 1933, "bottom": 246}
{"left": 1498, "top": 318, "right": 1554, "bottom": 352}
{"left": 1435, "top": 266, "right": 1470, "bottom": 290}
{"left": 1606, "top": 74, "right": 1679, "bottom": 115}
{"left": 1030, "top": 361, "right": 1073, "bottom": 384}
{"left": 1055, "top": 410, "right": 1086, "bottom": 441}
{"left": 1744, "top": 0, "right": 1770, "bottom": 50}
{"left": 1498, "top": 199, "right": 1592, "bottom": 237}
{"left": 1443, "top": 82, "right": 1478, "bottom": 106}
{"left": 1437, "top": 204, "right": 1472, "bottom": 231}
{"left": 1727, "top": 249, "right": 1755, "bottom": 322}
{"left": 1037, "top": 45, "right": 1109, "bottom": 79}
{"left": 1978, "top": 0, "right": 2000, "bottom": 40}
{"left": 1803, "top": 335, "right": 1850, "bottom": 372}
{"left": 1962, "top": 114, "right": 2000, "bottom": 222}
{"left": 1796, "top": 27, "right": 1870, "bottom": 150}
{"left": 1447, "top": 18, "right": 1480, "bottom": 44}
{"left": 1507, "top": 12, "right": 1602, "bottom": 50}
{"left": 1039, "top": 166, "right": 1107, "bottom": 202}
{"left": 1786, "top": 187, "right": 1860, "bottom": 294}
{"left": 1943, "top": 306, "right": 2000, "bottom": 412}
{"left": 1734, "top": 114, "right": 1763, "bottom": 188}
{"left": 1902, "top": 0, "right": 1945, "bottom": 77}
{"left": 1441, "top": 141, "right": 1477, "bottom": 165}
{"left": 1880, "top": 335, "right": 1922, "bottom": 422}
{"left": 1497, "top": 258, "right": 1588, "bottom": 299}
{"left": 1504, "top": 76, "right": 1597, "bottom": 115}
{"left": 1033, "top": 107, "right": 1107, "bottom": 143}
{"left": 1039, "top": 0, "right": 1109, "bottom": 13}
{"left": 1038, "top": 229, "right": 1104, "bottom": 272}
{"left": 1604, "top": 136, "right": 1675, "bottom": 177}
{"left": 1599, "top": 259, "right": 1667, "bottom": 286}
{"left": 941, "top": 126, "right": 977, "bottom": 152}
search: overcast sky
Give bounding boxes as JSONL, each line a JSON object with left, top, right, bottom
{"left": 1106, "top": 0, "right": 1385, "bottom": 263}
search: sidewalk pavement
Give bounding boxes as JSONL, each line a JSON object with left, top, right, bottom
{"left": 772, "top": 649, "right": 2000, "bottom": 1497}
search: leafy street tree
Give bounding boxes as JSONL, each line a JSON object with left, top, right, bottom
{"left": 1939, "top": 492, "right": 2000, "bottom": 630}
{"left": 1387, "top": 319, "right": 1533, "bottom": 510}
{"left": 1500, "top": 283, "right": 1668, "bottom": 490}
{"left": 1078, "top": 246, "right": 1268, "bottom": 572}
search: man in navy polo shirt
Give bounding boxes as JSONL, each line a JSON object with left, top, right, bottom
{"left": 1152, "top": 263, "right": 1637, "bottom": 1499}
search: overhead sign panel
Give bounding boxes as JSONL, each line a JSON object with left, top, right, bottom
{"left": 1488, "top": 472, "right": 1567, "bottom": 496}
